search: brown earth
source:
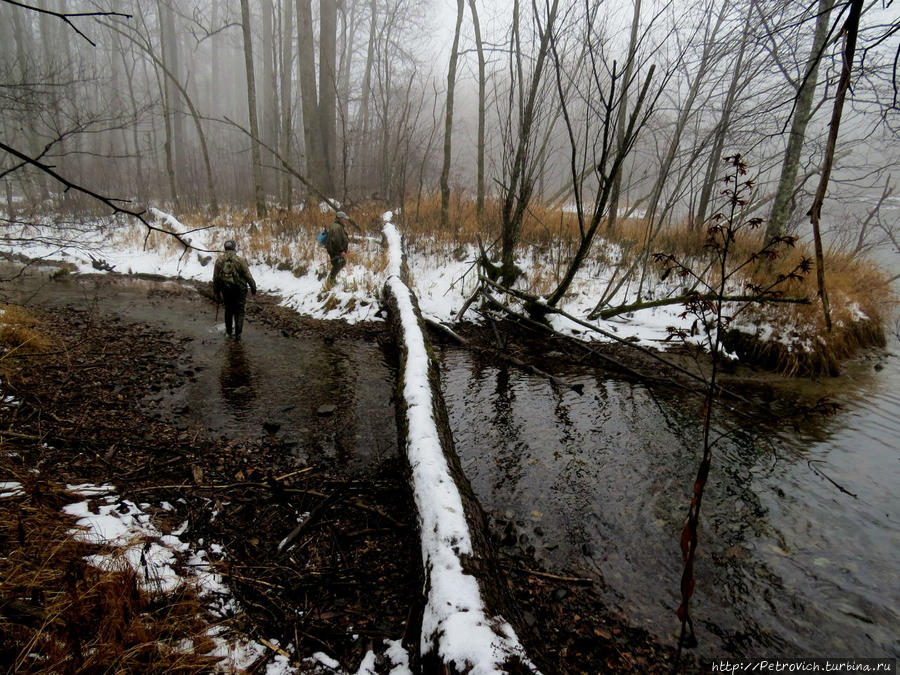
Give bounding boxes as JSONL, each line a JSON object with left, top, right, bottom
{"left": 0, "top": 286, "right": 702, "bottom": 673}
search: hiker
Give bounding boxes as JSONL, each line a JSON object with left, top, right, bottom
{"left": 324, "top": 211, "right": 350, "bottom": 286}
{"left": 213, "top": 239, "right": 257, "bottom": 340}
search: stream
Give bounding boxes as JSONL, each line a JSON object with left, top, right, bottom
{"left": 439, "top": 337, "right": 900, "bottom": 659}
{"left": 3, "top": 263, "right": 898, "bottom": 661}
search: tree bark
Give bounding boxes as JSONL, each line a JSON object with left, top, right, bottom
{"left": 262, "top": 0, "right": 279, "bottom": 194}
{"left": 440, "top": 0, "right": 465, "bottom": 231}
{"left": 606, "top": 0, "right": 641, "bottom": 234}
{"left": 358, "top": 0, "right": 377, "bottom": 190}
{"left": 280, "top": 0, "right": 294, "bottom": 206}
{"left": 499, "top": 0, "right": 559, "bottom": 286}
{"left": 765, "top": 0, "right": 836, "bottom": 242}
{"left": 635, "top": 1, "right": 728, "bottom": 299}
{"left": 319, "top": 0, "right": 338, "bottom": 194}
{"left": 296, "top": 0, "right": 326, "bottom": 192}
{"left": 693, "top": 3, "right": 754, "bottom": 229}
{"left": 808, "top": 0, "right": 863, "bottom": 333}
{"left": 159, "top": 0, "right": 186, "bottom": 180}
{"left": 467, "top": 0, "right": 486, "bottom": 221}
{"left": 240, "top": 0, "right": 268, "bottom": 217}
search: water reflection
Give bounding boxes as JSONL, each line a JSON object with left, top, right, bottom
{"left": 219, "top": 340, "right": 256, "bottom": 415}
{"left": 438, "top": 344, "right": 900, "bottom": 659}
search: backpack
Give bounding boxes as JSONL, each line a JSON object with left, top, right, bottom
{"left": 219, "top": 254, "right": 240, "bottom": 288}
{"left": 317, "top": 229, "right": 327, "bottom": 247}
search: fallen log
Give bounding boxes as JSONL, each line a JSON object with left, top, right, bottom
{"left": 591, "top": 292, "right": 811, "bottom": 321}
{"left": 423, "top": 314, "right": 583, "bottom": 394}
{"left": 478, "top": 275, "right": 756, "bottom": 407}
{"left": 381, "top": 223, "right": 539, "bottom": 674}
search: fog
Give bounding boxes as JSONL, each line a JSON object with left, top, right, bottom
{"left": 1, "top": 0, "right": 898, "bottom": 261}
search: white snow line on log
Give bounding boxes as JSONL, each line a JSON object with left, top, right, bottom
{"left": 382, "top": 222, "right": 538, "bottom": 674}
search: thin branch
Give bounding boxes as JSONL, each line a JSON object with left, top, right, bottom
{"left": 0, "top": 141, "right": 216, "bottom": 253}
{"left": 0, "top": 0, "right": 131, "bottom": 46}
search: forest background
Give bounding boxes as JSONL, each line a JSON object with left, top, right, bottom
{"left": 1, "top": 0, "right": 900, "bottom": 356}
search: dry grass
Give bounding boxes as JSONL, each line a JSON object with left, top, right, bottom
{"left": 1, "top": 308, "right": 228, "bottom": 671}
{"left": 0, "top": 472, "right": 227, "bottom": 674}
{"left": 0, "top": 305, "right": 54, "bottom": 357}
{"left": 81, "top": 192, "right": 900, "bottom": 374}
{"left": 727, "top": 249, "right": 894, "bottom": 375}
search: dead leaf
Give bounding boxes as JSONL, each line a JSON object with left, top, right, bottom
{"left": 594, "top": 627, "right": 611, "bottom": 640}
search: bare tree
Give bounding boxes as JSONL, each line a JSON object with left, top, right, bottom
{"left": 279, "top": 0, "right": 294, "bottom": 206}
{"left": 296, "top": 0, "right": 325, "bottom": 193}
{"left": 606, "top": 0, "right": 641, "bottom": 235}
{"left": 239, "top": 0, "right": 267, "bottom": 216}
{"left": 467, "top": 0, "right": 486, "bottom": 221}
{"left": 808, "top": 0, "right": 864, "bottom": 332}
{"left": 544, "top": 2, "right": 660, "bottom": 308}
{"left": 497, "top": 0, "right": 559, "bottom": 286}
{"left": 440, "top": 0, "right": 464, "bottom": 230}
{"left": 764, "top": 0, "right": 837, "bottom": 241}
{"left": 319, "top": 0, "right": 338, "bottom": 194}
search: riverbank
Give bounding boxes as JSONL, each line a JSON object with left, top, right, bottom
{"left": 0, "top": 267, "right": 697, "bottom": 673}
{"left": 2, "top": 205, "right": 895, "bottom": 379}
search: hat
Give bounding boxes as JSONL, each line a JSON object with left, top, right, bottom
{"left": 336, "top": 211, "right": 348, "bottom": 220}
{"left": 224, "top": 240, "right": 236, "bottom": 250}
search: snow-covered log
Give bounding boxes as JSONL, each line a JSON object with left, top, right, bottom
{"left": 380, "top": 222, "right": 539, "bottom": 674}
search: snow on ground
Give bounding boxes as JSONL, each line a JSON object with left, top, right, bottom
{"left": 0, "top": 207, "right": 705, "bottom": 347}
{"left": 0, "top": 478, "right": 411, "bottom": 675}
{"left": 0, "top": 207, "right": 738, "bottom": 673}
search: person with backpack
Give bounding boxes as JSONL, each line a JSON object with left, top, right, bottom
{"left": 213, "top": 240, "right": 257, "bottom": 339}
{"left": 323, "top": 211, "right": 350, "bottom": 288}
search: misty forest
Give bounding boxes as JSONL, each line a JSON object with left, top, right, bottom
{"left": 1, "top": 0, "right": 899, "bottom": 673}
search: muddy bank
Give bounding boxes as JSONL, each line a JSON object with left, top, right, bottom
{"left": 0, "top": 268, "right": 694, "bottom": 673}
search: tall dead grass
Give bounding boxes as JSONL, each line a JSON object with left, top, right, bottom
{"left": 0, "top": 305, "right": 54, "bottom": 356}
{"left": 0, "top": 474, "right": 225, "bottom": 673}
{"left": 148, "top": 194, "right": 894, "bottom": 373}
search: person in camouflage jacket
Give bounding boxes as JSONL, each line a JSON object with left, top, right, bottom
{"left": 213, "top": 240, "right": 257, "bottom": 339}
{"left": 324, "top": 211, "right": 350, "bottom": 285}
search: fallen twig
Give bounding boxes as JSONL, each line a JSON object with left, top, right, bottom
{"left": 500, "top": 564, "right": 593, "bottom": 584}
{"left": 808, "top": 460, "right": 858, "bottom": 498}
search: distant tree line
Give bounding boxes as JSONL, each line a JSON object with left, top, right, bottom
{"left": 1, "top": 0, "right": 898, "bottom": 263}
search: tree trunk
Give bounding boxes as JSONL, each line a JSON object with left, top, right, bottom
{"left": 765, "top": 0, "right": 836, "bottom": 242}
{"left": 296, "top": 0, "right": 326, "bottom": 192}
{"left": 440, "top": 0, "right": 465, "bottom": 231}
{"left": 319, "top": 0, "right": 338, "bottom": 195}
{"left": 240, "top": 0, "right": 268, "bottom": 217}
{"left": 635, "top": 1, "right": 728, "bottom": 299}
{"left": 499, "top": 0, "right": 559, "bottom": 286}
{"left": 358, "top": 0, "right": 377, "bottom": 191}
{"left": 693, "top": 3, "right": 753, "bottom": 229}
{"left": 280, "top": 0, "right": 295, "bottom": 206}
{"left": 159, "top": 0, "right": 186, "bottom": 181}
{"left": 545, "top": 64, "right": 656, "bottom": 308}
{"left": 808, "top": 0, "right": 862, "bottom": 333}
{"left": 606, "top": 0, "right": 641, "bottom": 234}
{"left": 381, "top": 224, "right": 538, "bottom": 674}
{"left": 467, "top": 0, "right": 486, "bottom": 220}
{"left": 261, "top": 0, "right": 279, "bottom": 194}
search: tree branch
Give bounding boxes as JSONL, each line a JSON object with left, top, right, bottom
{"left": 0, "top": 0, "right": 131, "bottom": 46}
{"left": 0, "top": 141, "right": 215, "bottom": 253}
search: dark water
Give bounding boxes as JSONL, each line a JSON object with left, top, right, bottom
{"left": 438, "top": 342, "right": 900, "bottom": 659}
{"left": 0, "top": 267, "right": 397, "bottom": 472}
